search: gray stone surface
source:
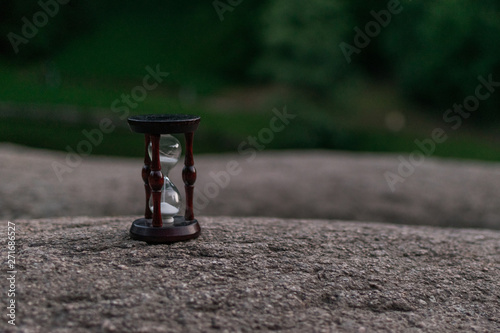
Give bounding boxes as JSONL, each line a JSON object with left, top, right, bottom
{"left": 2, "top": 216, "right": 499, "bottom": 332}
{"left": 2, "top": 144, "right": 500, "bottom": 230}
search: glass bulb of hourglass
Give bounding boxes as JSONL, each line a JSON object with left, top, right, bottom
{"left": 148, "top": 135, "right": 182, "bottom": 223}
{"left": 149, "top": 177, "right": 181, "bottom": 223}
{"left": 148, "top": 134, "right": 181, "bottom": 174}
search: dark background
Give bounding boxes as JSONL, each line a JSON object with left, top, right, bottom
{"left": 1, "top": 0, "right": 499, "bottom": 160}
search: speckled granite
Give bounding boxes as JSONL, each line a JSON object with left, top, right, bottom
{"left": 2, "top": 216, "right": 499, "bottom": 332}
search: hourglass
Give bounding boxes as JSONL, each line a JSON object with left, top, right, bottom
{"left": 147, "top": 135, "right": 182, "bottom": 223}
{"left": 127, "top": 114, "right": 201, "bottom": 243}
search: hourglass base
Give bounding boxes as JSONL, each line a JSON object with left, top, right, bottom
{"left": 130, "top": 216, "right": 200, "bottom": 243}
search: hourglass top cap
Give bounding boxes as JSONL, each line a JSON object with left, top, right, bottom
{"left": 128, "top": 114, "right": 201, "bottom": 134}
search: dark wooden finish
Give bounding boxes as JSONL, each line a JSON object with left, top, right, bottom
{"left": 142, "top": 134, "right": 152, "bottom": 219}
{"left": 130, "top": 217, "right": 200, "bottom": 243}
{"left": 148, "top": 134, "right": 164, "bottom": 227}
{"left": 128, "top": 114, "right": 200, "bottom": 134}
{"left": 128, "top": 114, "right": 201, "bottom": 243}
{"left": 182, "top": 132, "right": 197, "bottom": 221}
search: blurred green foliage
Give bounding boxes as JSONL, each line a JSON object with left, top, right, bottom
{"left": 0, "top": 0, "right": 99, "bottom": 60}
{"left": 0, "top": 0, "right": 499, "bottom": 160}
{"left": 385, "top": 1, "right": 500, "bottom": 124}
{"left": 3, "top": 0, "right": 499, "bottom": 120}
{"left": 256, "top": 0, "right": 500, "bottom": 125}
{"left": 253, "top": 0, "right": 354, "bottom": 90}
{"left": 0, "top": 0, "right": 267, "bottom": 91}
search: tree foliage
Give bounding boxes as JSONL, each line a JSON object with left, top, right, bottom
{"left": 256, "top": 0, "right": 500, "bottom": 124}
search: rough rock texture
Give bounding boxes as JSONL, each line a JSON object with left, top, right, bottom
{"left": 2, "top": 216, "right": 499, "bottom": 332}
{"left": 1, "top": 144, "right": 500, "bottom": 229}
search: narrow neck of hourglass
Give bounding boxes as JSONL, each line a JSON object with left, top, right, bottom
{"left": 161, "top": 167, "right": 171, "bottom": 178}
{"left": 159, "top": 157, "right": 178, "bottom": 176}
{"left": 162, "top": 174, "right": 172, "bottom": 184}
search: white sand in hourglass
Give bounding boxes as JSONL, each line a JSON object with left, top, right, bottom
{"left": 161, "top": 202, "right": 179, "bottom": 215}
{"left": 150, "top": 202, "right": 179, "bottom": 223}
{"left": 161, "top": 202, "right": 180, "bottom": 223}
{"left": 159, "top": 156, "right": 179, "bottom": 168}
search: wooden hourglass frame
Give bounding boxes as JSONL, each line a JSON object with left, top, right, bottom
{"left": 127, "top": 114, "right": 201, "bottom": 243}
